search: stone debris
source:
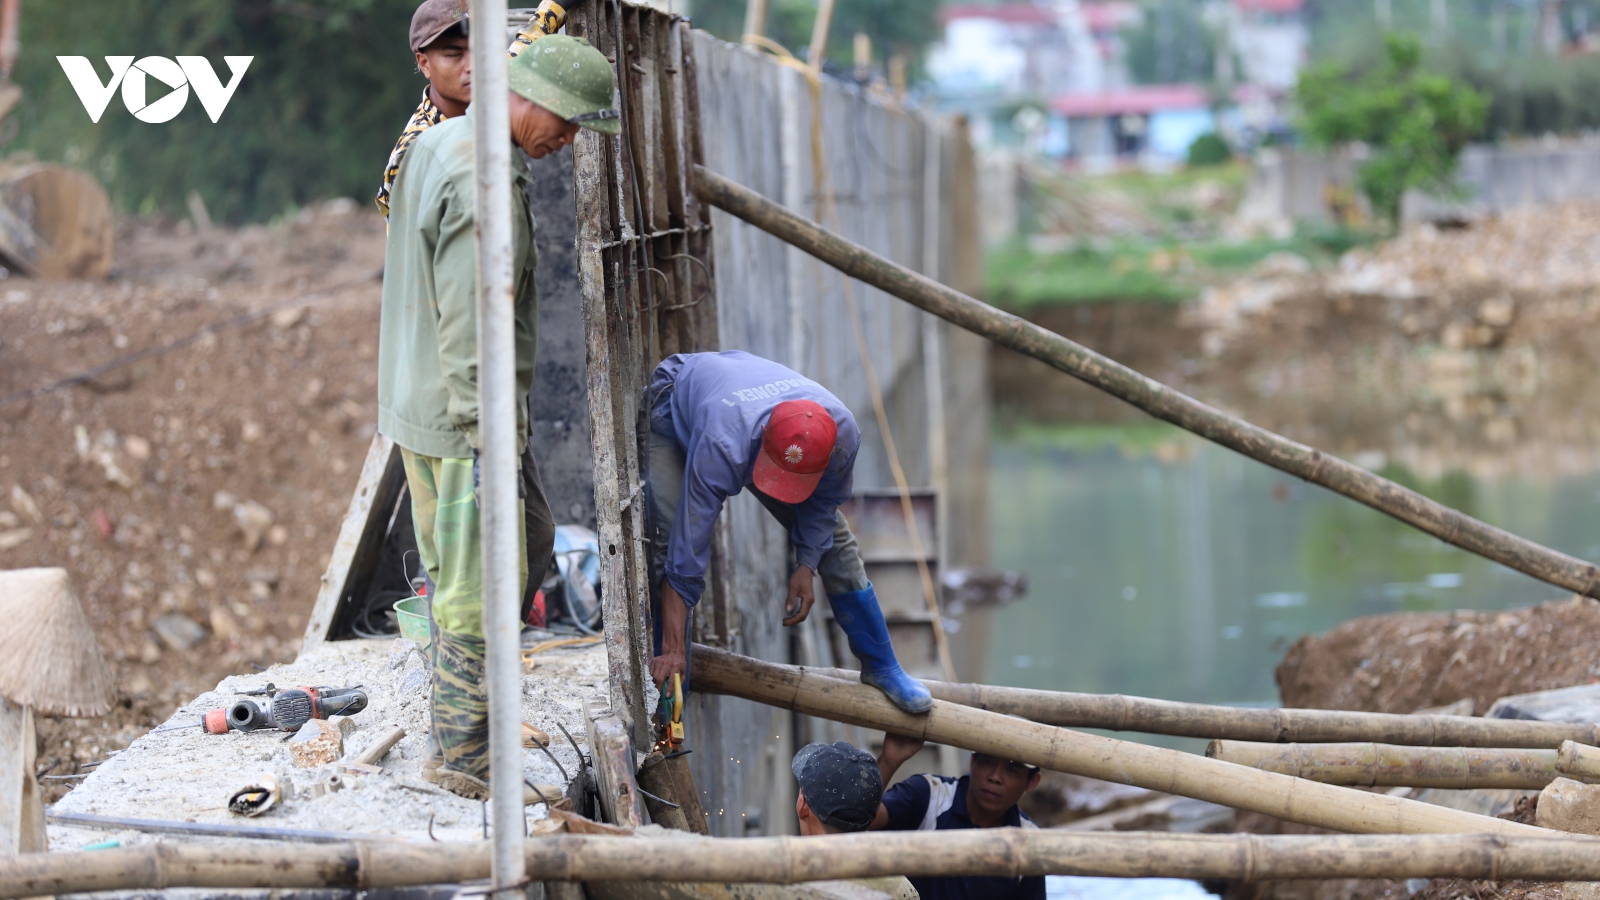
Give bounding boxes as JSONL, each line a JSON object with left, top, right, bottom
{"left": 288, "top": 719, "right": 345, "bottom": 768}
{"left": 151, "top": 612, "right": 207, "bottom": 652}
{"left": 1536, "top": 778, "right": 1600, "bottom": 836}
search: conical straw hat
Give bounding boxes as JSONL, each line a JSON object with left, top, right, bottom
{"left": 0, "top": 567, "right": 114, "bottom": 716}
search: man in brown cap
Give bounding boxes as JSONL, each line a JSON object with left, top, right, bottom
{"left": 376, "top": 0, "right": 572, "bottom": 218}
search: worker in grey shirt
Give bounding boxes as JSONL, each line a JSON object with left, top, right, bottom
{"left": 645, "top": 350, "right": 932, "bottom": 714}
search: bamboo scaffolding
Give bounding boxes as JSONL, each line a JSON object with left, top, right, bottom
{"left": 690, "top": 165, "right": 1600, "bottom": 600}
{"left": 805, "top": 665, "right": 1600, "bottom": 748}
{"left": 690, "top": 645, "right": 1551, "bottom": 837}
{"left": 10, "top": 831, "right": 1600, "bottom": 897}
{"left": 1206, "top": 741, "right": 1571, "bottom": 789}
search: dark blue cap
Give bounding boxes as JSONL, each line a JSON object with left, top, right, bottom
{"left": 792, "top": 741, "right": 883, "bottom": 833}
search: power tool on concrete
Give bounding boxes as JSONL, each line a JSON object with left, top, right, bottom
{"left": 153, "top": 684, "right": 369, "bottom": 735}
{"left": 225, "top": 685, "right": 369, "bottom": 732}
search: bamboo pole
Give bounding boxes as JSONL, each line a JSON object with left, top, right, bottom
{"left": 690, "top": 165, "right": 1600, "bottom": 600}
{"left": 1206, "top": 740, "right": 1565, "bottom": 789}
{"left": 11, "top": 831, "right": 1600, "bottom": 897}
{"left": 1559, "top": 741, "right": 1600, "bottom": 781}
{"left": 802, "top": 664, "right": 1600, "bottom": 748}
{"left": 690, "top": 645, "right": 1551, "bottom": 837}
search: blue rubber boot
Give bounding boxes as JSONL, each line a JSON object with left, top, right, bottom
{"left": 829, "top": 585, "right": 933, "bottom": 714}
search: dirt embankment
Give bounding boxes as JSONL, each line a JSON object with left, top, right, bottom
{"left": 1277, "top": 595, "right": 1600, "bottom": 715}
{"left": 0, "top": 203, "right": 385, "bottom": 794}
{"left": 1221, "top": 596, "right": 1600, "bottom": 900}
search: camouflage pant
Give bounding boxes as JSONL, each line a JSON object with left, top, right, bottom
{"left": 400, "top": 448, "right": 529, "bottom": 638}
{"left": 402, "top": 448, "right": 533, "bottom": 789}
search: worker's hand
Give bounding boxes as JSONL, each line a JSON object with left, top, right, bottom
{"left": 877, "top": 732, "right": 925, "bottom": 789}
{"left": 783, "top": 565, "right": 816, "bottom": 627}
{"left": 471, "top": 449, "right": 482, "bottom": 508}
{"left": 650, "top": 579, "right": 690, "bottom": 688}
{"left": 650, "top": 646, "right": 686, "bottom": 689}
{"left": 880, "top": 733, "right": 925, "bottom": 767}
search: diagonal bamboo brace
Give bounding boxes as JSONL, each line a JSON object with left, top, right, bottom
{"left": 801, "top": 664, "right": 1600, "bottom": 748}
{"left": 690, "top": 644, "right": 1554, "bottom": 837}
{"left": 690, "top": 165, "right": 1600, "bottom": 600}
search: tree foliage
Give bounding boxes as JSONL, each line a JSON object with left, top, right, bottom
{"left": 1122, "top": 0, "right": 1216, "bottom": 86}
{"left": 1296, "top": 34, "right": 1486, "bottom": 225}
{"left": 12, "top": 0, "right": 422, "bottom": 223}
{"left": 1185, "top": 132, "right": 1231, "bottom": 167}
{"left": 688, "top": 0, "right": 940, "bottom": 74}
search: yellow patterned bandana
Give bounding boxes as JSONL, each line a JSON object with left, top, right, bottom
{"left": 375, "top": 89, "right": 446, "bottom": 219}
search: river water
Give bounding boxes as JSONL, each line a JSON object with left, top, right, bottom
{"left": 982, "top": 422, "right": 1600, "bottom": 743}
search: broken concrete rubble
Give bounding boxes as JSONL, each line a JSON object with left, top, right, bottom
{"left": 46, "top": 637, "right": 607, "bottom": 848}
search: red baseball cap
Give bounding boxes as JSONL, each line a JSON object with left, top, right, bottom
{"left": 753, "top": 400, "right": 837, "bottom": 503}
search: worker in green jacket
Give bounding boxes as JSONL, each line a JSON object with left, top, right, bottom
{"left": 377, "top": 35, "right": 621, "bottom": 800}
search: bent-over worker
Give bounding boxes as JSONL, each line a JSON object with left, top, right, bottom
{"left": 868, "top": 734, "right": 1044, "bottom": 900}
{"left": 644, "top": 350, "right": 932, "bottom": 714}
{"left": 376, "top": 37, "right": 619, "bottom": 799}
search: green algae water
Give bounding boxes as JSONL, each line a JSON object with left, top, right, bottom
{"left": 983, "top": 424, "right": 1600, "bottom": 735}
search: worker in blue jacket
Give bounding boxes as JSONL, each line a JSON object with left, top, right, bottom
{"left": 643, "top": 350, "right": 932, "bottom": 714}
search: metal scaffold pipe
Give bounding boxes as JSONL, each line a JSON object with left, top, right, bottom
{"left": 469, "top": 0, "right": 526, "bottom": 895}
{"left": 690, "top": 165, "right": 1600, "bottom": 600}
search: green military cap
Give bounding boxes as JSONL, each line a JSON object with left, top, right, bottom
{"left": 509, "top": 34, "right": 621, "bottom": 135}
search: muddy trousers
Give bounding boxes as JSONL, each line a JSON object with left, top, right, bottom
{"left": 401, "top": 446, "right": 555, "bottom": 791}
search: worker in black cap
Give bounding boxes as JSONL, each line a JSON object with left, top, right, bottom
{"left": 792, "top": 742, "right": 918, "bottom": 900}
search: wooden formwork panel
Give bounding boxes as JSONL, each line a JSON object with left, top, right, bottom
{"left": 568, "top": 0, "right": 721, "bottom": 745}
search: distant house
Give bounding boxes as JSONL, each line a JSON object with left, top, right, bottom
{"left": 928, "top": 0, "right": 1306, "bottom": 164}
{"left": 1051, "top": 84, "right": 1273, "bottom": 168}
{"left": 927, "top": 2, "right": 1139, "bottom": 148}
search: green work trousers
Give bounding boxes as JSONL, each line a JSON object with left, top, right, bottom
{"left": 401, "top": 448, "right": 529, "bottom": 638}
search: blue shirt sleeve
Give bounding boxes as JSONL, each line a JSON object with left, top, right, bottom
{"left": 786, "top": 446, "right": 856, "bottom": 572}
{"left": 879, "top": 775, "right": 931, "bottom": 831}
{"left": 663, "top": 436, "right": 742, "bottom": 607}
{"left": 1017, "top": 876, "right": 1046, "bottom": 900}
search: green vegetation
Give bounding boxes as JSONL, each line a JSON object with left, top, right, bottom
{"left": 1185, "top": 132, "right": 1232, "bottom": 168}
{"left": 688, "top": 0, "right": 940, "bottom": 72}
{"left": 985, "top": 224, "right": 1379, "bottom": 311}
{"left": 1304, "top": 0, "right": 1600, "bottom": 140}
{"left": 1122, "top": 0, "right": 1219, "bottom": 86}
{"left": 994, "top": 420, "right": 1186, "bottom": 456}
{"left": 992, "top": 162, "right": 1379, "bottom": 310}
{"left": 1297, "top": 34, "right": 1487, "bottom": 225}
{"left": 13, "top": 1, "right": 431, "bottom": 223}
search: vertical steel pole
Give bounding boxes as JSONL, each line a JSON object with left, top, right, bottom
{"left": 468, "top": 0, "right": 525, "bottom": 895}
